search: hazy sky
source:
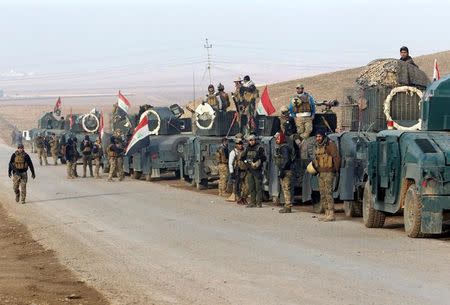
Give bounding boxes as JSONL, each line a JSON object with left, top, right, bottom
{"left": 0, "top": 0, "right": 448, "bottom": 99}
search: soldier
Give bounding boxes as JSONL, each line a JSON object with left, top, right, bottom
{"left": 107, "top": 137, "right": 124, "bottom": 182}
{"left": 289, "top": 84, "right": 316, "bottom": 141}
{"left": 399, "top": 46, "right": 418, "bottom": 67}
{"left": 312, "top": 130, "right": 341, "bottom": 222}
{"left": 216, "top": 83, "right": 230, "bottom": 111}
{"left": 59, "top": 116, "right": 66, "bottom": 129}
{"left": 8, "top": 144, "right": 35, "bottom": 204}
{"left": 204, "top": 84, "right": 219, "bottom": 111}
{"left": 80, "top": 135, "right": 94, "bottom": 177}
{"left": 49, "top": 133, "right": 59, "bottom": 165}
{"left": 241, "top": 75, "right": 259, "bottom": 134}
{"left": 232, "top": 77, "right": 246, "bottom": 132}
{"left": 216, "top": 137, "right": 229, "bottom": 197}
{"left": 279, "top": 105, "right": 297, "bottom": 137}
{"left": 274, "top": 132, "right": 293, "bottom": 213}
{"left": 92, "top": 138, "right": 103, "bottom": 178}
{"left": 71, "top": 137, "right": 79, "bottom": 177}
{"left": 34, "top": 133, "right": 48, "bottom": 166}
{"left": 241, "top": 134, "right": 266, "bottom": 208}
{"left": 227, "top": 137, "right": 246, "bottom": 204}
{"left": 65, "top": 138, "right": 78, "bottom": 179}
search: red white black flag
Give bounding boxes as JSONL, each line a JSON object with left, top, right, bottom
{"left": 99, "top": 111, "right": 105, "bottom": 140}
{"left": 257, "top": 86, "right": 276, "bottom": 116}
{"left": 118, "top": 91, "right": 131, "bottom": 115}
{"left": 125, "top": 114, "right": 150, "bottom": 156}
{"left": 433, "top": 59, "right": 441, "bottom": 81}
{"left": 54, "top": 97, "right": 62, "bottom": 114}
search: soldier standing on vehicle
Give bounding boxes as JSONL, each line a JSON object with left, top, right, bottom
{"left": 216, "top": 83, "right": 230, "bottom": 112}
{"left": 289, "top": 84, "right": 316, "bottom": 141}
{"left": 312, "top": 130, "right": 340, "bottom": 222}
{"left": 241, "top": 134, "right": 266, "bottom": 208}
{"left": 8, "top": 144, "right": 35, "bottom": 204}
{"left": 241, "top": 75, "right": 259, "bottom": 134}
{"left": 204, "top": 84, "right": 219, "bottom": 111}
{"left": 274, "top": 132, "right": 293, "bottom": 213}
{"left": 399, "top": 46, "right": 418, "bottom": 67}
{"left": 49, "top": 133, "right": 59, "bottom": 165}
{"left": 34, "top": 133, "right": 48, "bottom": 166}
{"left": 92, "top": 138, "right": 103, "bottom": 178}
{"left": 65, "top": 138, "right": 77, "bottom": 179}
{"left": 232, "top": 77, "right": 246, "bottom": 132}
{"left": 216, "top": 137, "right": 229, "bottom": 197}
{"left": 279, "top": 106, "right": 297, "bottom": 137}
{"left": 80, "top": 135, "right": 94, "bottom": 178}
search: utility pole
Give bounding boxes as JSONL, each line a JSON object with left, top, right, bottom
{"left": 204, "top": 38, "right": 213, "bottom": 85}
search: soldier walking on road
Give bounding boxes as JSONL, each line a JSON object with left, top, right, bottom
{"left": 274, "top": 132, "right": 293, "bottom": 213}
{"left": 49, "top": 133, "right": 59, "bottom": 165}
{"left": 92, "top": 138, "right": 103, "bottom": 178}
{"left": 8, "top": 144, "right": 35, "bottom": 204}
{"left": 312, "top": 131, "right": 340, "bottom": 222}
{"left": 34, "top": 133, "right": 48, "bottom": 166}
{"left": 241, "top": 134, "right": 266, "bottom": 208}
{"left": 80, "top": 135, "right": 94, "bottom": 178}
{"left": 216, "top": 138, "right": 229, "bottom": 197}
{"left": 65, "top": 138, "right": 78, "bottom": 179}
{"left": 289, "top": 84, "right": 316, "bottom": 141}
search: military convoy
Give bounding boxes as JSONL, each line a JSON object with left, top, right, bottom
{"left": 23, "top": 58, "right": 449, "bottom": 238}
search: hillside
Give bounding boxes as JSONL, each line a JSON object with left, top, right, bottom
{"left": 266, "top": 50, "right": 450, "bottom": 110}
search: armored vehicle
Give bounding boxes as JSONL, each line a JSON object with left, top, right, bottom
{"left": 363, "top": 75, "right": 450, "bottom": 237}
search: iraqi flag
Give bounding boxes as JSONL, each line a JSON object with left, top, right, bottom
{"left": 54, "top": 97, "right": 62, "bottom": 114}
{"left": 125, "top": 114, "right": 150, "bottom": 156}
{"left": 118, "top": 90, "right": 131, "bottom": 116}
{"left": 433, "top": 59, "right": 441, "bottom": 81}
{"left": 69, "top": 108, "right": 74, "bottom": 128}
{"left": 256, "top": 86, "right": 276, "bottom": 116}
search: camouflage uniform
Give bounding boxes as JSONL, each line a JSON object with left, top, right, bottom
{"left": 49, "top": 135, "right": 59, "bottom": 165}
{"left": 289, "top": 93, "right": 315, "bottom": 140}
{"left": 108, "top": 142, "right": 124, "bottom": 181}
{"left": 65, "top": 139, "right": 78, "bottom": 179}
{"left": 34, "top": 135, "right": 48, "bottom": 166}
{"left": 8, "top": 148, "right": 35, "bottom": 204}
{"left": 274, "top": 142, "right": 293, "bottom": 212}
{"left": 241, "top": 138, "right": 266, "bottom": 207}
{"left": 240, "top": 80, "right": 259, "bottom": 135}
{"left": 80, "top": 137, "right": 94, "bottom": 177}
{"left": 216, "top": 143, "right": 229, "bottom": 197}
{"left": 314, "top": 136, "right": 340, "bottom": 221}
{"left": 92, "top": 140, "right": 102, "bottom": 178}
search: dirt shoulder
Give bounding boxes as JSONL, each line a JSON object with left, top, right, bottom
{"left": 0, "top": 202, "right": 109, "bottom": 305}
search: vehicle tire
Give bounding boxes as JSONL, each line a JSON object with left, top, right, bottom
{"left": 174, "top": 170, "right": 181, "bottom": 179}
{"left": 344, "top": 201, "right": 363, "bottom": 217}
{"left": 404, "top": 183, "right": 424, "bottom": 238}
{"left": 133, "top": 171, "right": 142, "bottom": 180}
{"left": 362, "top": 181, "right": 386, "bottom": 228}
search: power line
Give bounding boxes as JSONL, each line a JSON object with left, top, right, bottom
{"left": 204, "top": 38, "right": 213, "bottom": 84}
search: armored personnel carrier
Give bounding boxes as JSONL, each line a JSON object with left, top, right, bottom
{"left": 363, "top": 75, "right": 450, "bottom": 237}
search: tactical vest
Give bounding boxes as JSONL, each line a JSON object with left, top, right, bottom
{"left": 217, "top": 92, "right": 230, "bottom": 110}
{"left": 92, "top": 144, "right": 101, "bottom": 158}
{"left": 314, "top": 143, "right": 333, "bottom": 170}
{"left": 206, "top": 94, "right": 219, "bottom": 108}
{"left": 292, "top": 94, "right": 311, "bottom": 113}
{"left": 14, "top": 152, "right": 28, "bottom": 170}
{"left": 35, "top": 136, "right": 44, "bottom": 149}
{"left": 274, "top": 144, "right": 285, "bottom": 168}
{"left": 245, "top": 145, "right": 262, "bottom": 170}
{"left": 243, "top": 90, "right": 258, "bottom": 103}
{"left": 82, "top": 142, "right": 92, "bottom": 155}
{"left": 108, "top": 144, "right": 118, "bottom": 158}
{"left": 233, "top": 149, "right": 246, "bottom": 171}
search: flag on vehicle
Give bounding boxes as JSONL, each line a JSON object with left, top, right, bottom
{"left": 257, "top": 86, "right": 276, "bottom": 116}
{"left": 99, "top": 111, "right": 104, "bottom": 140}
{"left": 118, "top": 90, "right": 131, "bottom": 116}
{"left": 125, "top": 114, "right": 150, "bottom": 156}
{"left": 69, "top": 108, "right": 74, "bottom": 128}
{"left": 433, "top": 59, "right": 440, "bottom": 81}
{"left": 54, "top": 97, "right": 62, "bottom": 115}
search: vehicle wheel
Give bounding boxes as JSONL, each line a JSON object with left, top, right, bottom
{"left": 362, "top": 181, "right": 386, "bottom": 228}
{"left": 344, "top": 201, "right": 363, "bottom": 217}
{"left": 174, "top": 170, "right": 181, "bottom": 179}
{"left": 133, "top": 171, "right": 142, "bottom": 180}
{"left": 404, "top": 183, "right": 424, "bottom": 238}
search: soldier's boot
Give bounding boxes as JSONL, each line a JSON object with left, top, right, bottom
{"left": 246, "top": 202, "right": 257, "bottom": 208}
{"left": 324, "top": 210, "right": 336, "bottom": 222}
{"left": 226, "top": 193, "right": 236, "bottom": 202}
{"left": 318, "top": 210, "right": 328, "bottom": 221}
{"left": 15, "top": 191, "right": 20, "bottom": 203}
{"left": 20, "top": 194, "right": 26, "bottom": 204}
{"left": 279, "top": 207, "right": 292, "bottom": 213}
{"left": 107, "top": 178, "right": 114, "bottom": 182}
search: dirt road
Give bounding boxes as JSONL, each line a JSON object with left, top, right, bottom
{"left": 1, "top": 142, "right": 449, "bottom": 305}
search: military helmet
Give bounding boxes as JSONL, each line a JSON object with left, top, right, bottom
{"left": 306, "top": 162, "right": 318, "bottom": 175}
{"left": 243, "top": 75, "right": 250, "bottom": 82}
{"left": 296, "top": 84, "right": 304, "bottom": 89}
{"left": 234, "top": 76, "right": 242, "bottom": 83}
{"left": 17, "top": 143, "right": 24, "bottom": 149}
{"left": 280, "top": 105, "right": 289, "bottom": 115}
{"left": 208, "top": 84, "right": 214, "bottom": 89}
{"left": 217, "top": 83, "right": 224, "bottom": 91}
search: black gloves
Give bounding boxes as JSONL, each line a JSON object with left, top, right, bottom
{"left": 32, "top": 173, "right": 36, "bottom": 179}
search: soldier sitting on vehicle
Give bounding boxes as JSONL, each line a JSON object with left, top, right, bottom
{"left": 216, "top": 83, "right": 230, "bottom": 112}
{"left": 274, "top": 131, "right": 294, "bottom": 213}
{"left": 204, "top": 84, "right": 219, "bottom": 111}
{"left": 289, "top": 84, "right": 316, "bottom": 141}
{"left": 279, "top": 105, "right": 297, "bottom": 137}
